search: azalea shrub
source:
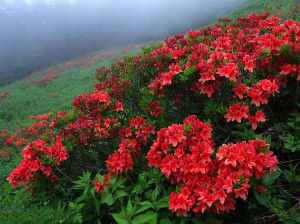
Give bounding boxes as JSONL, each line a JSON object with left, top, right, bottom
{"left": 147, "top": 116, "right": 277, "bottom": 215}
{"left": 2, "top": 12, "right": 300, "bottom": 223}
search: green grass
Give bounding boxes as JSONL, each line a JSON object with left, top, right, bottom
{"left": 226, "top": 0, "right": 299, "bottom": 20}
{"left": 207, "top": 0, "right": 299, "bottom": 28}
{"left": 0, "top": 46, "right": 146, "bottom": 131}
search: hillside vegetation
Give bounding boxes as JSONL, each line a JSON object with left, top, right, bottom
{"left": 0, "top": 43, "right": 152, "bottom": 131}
{"left": 0, "top": 0, "right": 299, "bottom": 223}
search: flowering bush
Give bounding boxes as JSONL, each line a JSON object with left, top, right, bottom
{"left": 148, "top": 116, "right": 277, "bottom": 215}
{"left": 2, "top": 12, "right": 300, "bottom": 223}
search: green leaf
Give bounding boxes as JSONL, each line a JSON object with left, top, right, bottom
{"left": 184, "top": 123, "right": 191, "bottom": 134}
{"left": 75, "top": 188, "right": 89, "bottom": 203}
{"left": 150, "top": 217, "right": 158, "bottom": 224}
{"left": 262, "top": 171, "right": 282, "bottom": 185}
{"left": 101, "top": 191, "right": 115, "bottom": 205}
{"left": 253, "top": 191, "right": 268, "bottom": 207}
{"left": 178, "top": 59, "right": 186, "bottom": 67}
{"left": 196, "top": 35, "right": 204, "bottom": 42}
{"left": 140, "top": 201, "right": 153, "bottom": 207}
{"left": 204, "top": 216, "right": 222, "bottom": 224}
{"left": 127, "top": 198, "right": 133, "bottom": 213}
{"left": 151, "top": 187, "right": 160, "bottom": 202}
{"left": 94, "top": 199, "right": 100, "bottom": 215}
{"left": 159, "top": 218, "right": 173, "bottom": 224}
{"left": 180, "top": 219, "right": 188, "bottom": 224}
{"left": 90, "top": 188, "right": 95, "bottom": 198}
{"left": 115, "top": 190, "right": 128, "bottom": 199}
{"left": 284, "top": 170, "right": 295, "bottom": 183}
{"left": 135, "top": 200, "right": 153, "bottom": 214}
{"left": 191, "top": 218, "right": 205, "bottom": 224}
{"left": 156, "top": 196, "right": 169, "bottom": 209}
{"left": 132, "top": 212, "right": 157, "bottom": 224}
{"left": 110, "top": 211, "right": 129, "bottom": 224}
{"left": 135, "top": 201, "right": 153, "bottom": 214}
{"left": 135, "top": 206, "right": 152, "bottom": 215}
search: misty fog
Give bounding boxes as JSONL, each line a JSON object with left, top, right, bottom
{"left": 0, "top": 0, "right": 249, "bottom": 86}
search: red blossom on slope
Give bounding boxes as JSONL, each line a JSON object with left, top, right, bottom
{"left": 147, "top": 116, "right": 277, "bottom": 215}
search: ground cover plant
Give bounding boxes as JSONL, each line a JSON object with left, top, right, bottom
{"left": 1, "top": 6, "right": 299, "bottom": 224}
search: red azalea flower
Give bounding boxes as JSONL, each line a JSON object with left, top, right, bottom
{"left": 217, "top": 63, "right": 240, "bottom": 82}
{"left": 146, "top": 101, "right": 162, "bottom": 117}
{"left": 233, "top": 83, "right": 248, "bottom": 99}
{"left": 225, "top": 103, "right": 249, "bottom": 123}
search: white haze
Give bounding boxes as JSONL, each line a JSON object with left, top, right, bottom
{"left": 0, "top": 0, "right": 249, "bottom": 85}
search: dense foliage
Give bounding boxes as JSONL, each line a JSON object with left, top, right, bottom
{"left": 1, "top": 10, "right": 299, "bottom": 224}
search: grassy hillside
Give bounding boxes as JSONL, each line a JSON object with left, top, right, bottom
{"left": 226, "top": 0, "right": 299, "bottom": 20}
{"left": 0, "top": 43, "right": 152, "bottom": 131}
{"left": 0, "top": 0, "right": 299, "bottom": 223}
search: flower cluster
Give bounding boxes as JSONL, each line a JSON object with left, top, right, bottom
{"left": 0, "top": 129, "right": 9, "bottom": 146}
{"left": 1, "top": 113, "right": 54, "bottom": 149}
{"left": 50, "top": 111, "right": 70, "bottom": 128}
{"left": 7, "top": 136, "right": 68, "bottom": 188}
{"left": 0, "top": 151, "right": 10, "bottom": 157}
{"left": 145, "top": 13, "right": 299, "bottom": 130}
{"left": 30, "top": 112, "right": 53, "bottom": 121}
{"left": 146, "top": 101, "right": 162, "bottom": 117}
{"left": 106, "top": 116, "right": 155, "bottom": 175}
{"left": 29, "top": 74, "right": 59, "bottom": 86}
{"left": 94, "top": 74, "right": 130, "bottom": 100}
{"left": 93, "top": 116, "right": 155, "bottom": 191}
{"left": 147, "top": 116, "right": 277, "bottom": 215}
{"left": 106, "top": 146, "right": 134, "bottom": 175}
{"left": 225, "top": 103, "right": 266, "bottom": 130}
